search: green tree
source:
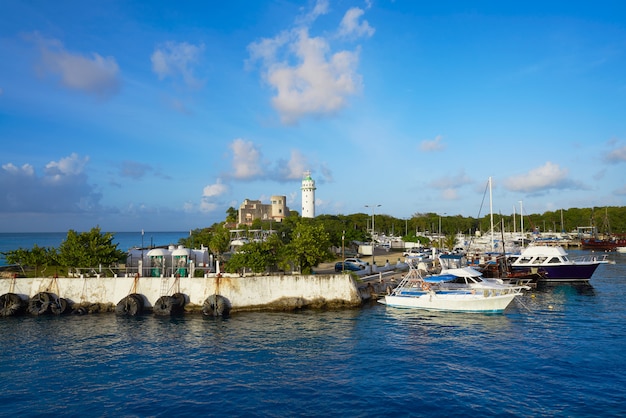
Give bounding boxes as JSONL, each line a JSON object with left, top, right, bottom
{"left": 4, "top": 244, "right": 57, "bottom": 276}
{"left": 179, "top": 227, "right": 213, "bottom": 248}
{"left": 209, "top": 223, "right": 231, "bottom": 261}
{"left": 225, "top": 233, "right": 283, "bottom": 274}
{"left": 226, "top": 206, "right": 238, "bottom": 224}
{"left": 444, "top": 234, "right": 457, "bottom": 251}
{"left": 57, "top": 227, "right": 126, "bottom": 273}
{"left": 283, "top": 222, "right": 333, "bottom": 274}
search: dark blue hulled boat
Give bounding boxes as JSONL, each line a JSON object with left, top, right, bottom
{"left": 508, "top": 245, "right": 609, "bottom": 282}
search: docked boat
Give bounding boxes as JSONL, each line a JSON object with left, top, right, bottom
{"left": 507, "top": 245, "right": 610, "bottom": 283}
{"left": 379, "top": 258, "right": 529, "bottom": 313}
{"left": 472, "top": 253, "right": 540, "bottom": 285}
{"left": 581, "top": 237, "right": 626, "bottom": 251}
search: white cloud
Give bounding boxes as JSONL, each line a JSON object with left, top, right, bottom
{"left": 199, "top": 200, "right": 218, "bottom": 213}
{"left": 2, "top": 163, "right": 34, "bottom": 176}
{"left": 230, "top": 139, "right": 264, "bottom": 179}
{"left": 420, "top": 135, "right": 445, "bottom": 152}
{"left": 605, "top": 145, "right": 626, "bottom": 163}
{"left": 430, "top": 170, "right": 472, "bottom": 189}
{"left": 295, "top": 0, "right": 329, "bottom": 26}
{"left": 45, "top": 153, "right": 89, "bottom": 182}
{"left": 32, "top": 33, "right": 120, "bottom": 98}
{"left": 338, "top": 7, "right": 375, "bottom": 39}
{"left": 203, "top": 178, "right": 228, "bottom": 197}
{"left": 269, "top": 30, "right": 361, "bottom": 124}
{"left": 151, "top": 41, "right": 204, "bottom": 88}
{"left": 0, "top": 153, "right": 100, "bottom": 213}
{"left": 245, "top": 32, "right": 290, "bottom": 69}
{"left": 279, "top": 150, "right": 309, "bottom": 180}
{"left": 247, "top": 1, "right": 372, "bottom": 124}
{"left": 442, "top": 188, "right": 459, "bottom": 200}
{"left": 504, "top": 162, "right": 572, "bottom": 193}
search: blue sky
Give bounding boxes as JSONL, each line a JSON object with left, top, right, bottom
{"left": 1, "top": 0, "right": 625, "bottom": 233}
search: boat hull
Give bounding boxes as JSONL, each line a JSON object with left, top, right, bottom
{"left": 512, "top": 263, "right": 600, "bottom": 282}
{"left": 581, "top": 238, "right": 626, "bottom": 251}
{"left": 381, "top": 290, "right": 518, "bottom": 313}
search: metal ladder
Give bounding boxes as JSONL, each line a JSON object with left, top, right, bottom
{"left": 160, "top": 277, "right": 170, "bottom": 296}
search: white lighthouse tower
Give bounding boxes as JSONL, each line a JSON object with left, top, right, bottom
{"left": 301, "top": 171, "right": 316, "bottom": 218}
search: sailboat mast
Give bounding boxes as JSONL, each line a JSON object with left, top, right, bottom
{"left": 513, "top": 205, "right": 516, "bottom": 234}
{"left": 519, "top": 200, "right": 524, "bottom": 245}
{"left": 489, "top": 177, "right": 494, "bottom": 251}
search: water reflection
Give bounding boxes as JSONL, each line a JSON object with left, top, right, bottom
{"left": 382, "top": 305, "right": 511, "bottom": 329}
{"left": 536, "top": 282, "right": 596, "bottom": 296}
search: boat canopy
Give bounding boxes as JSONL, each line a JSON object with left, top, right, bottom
{"left": 423, "top": 266, "right": 483, "bottom": 283}
{"left": 423, "top": 274, "right": 457, "bottom": 283}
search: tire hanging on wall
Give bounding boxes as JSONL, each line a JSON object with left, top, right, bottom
{"left": 28, "top": 292, "right": 54, "bottom": 316}
{"left": 153, "top": 296, "right": 174, "bottom": 316}
{"left": 0, "top": 293, "right": 27, "bottom": 317}
{"left": 171, "top": 293, "right": 186, "bottom": 310}
{"left": 153, "top": 293, "right": 186, "bottom": 316}
{"left": 115, "top": 293, "right": 145, "bottom": 316}
{"left": 202, "top": 294, "right": 230, "bottom": 317}
{"left": 51, "top": 297, "right": 70, "bottom": 315}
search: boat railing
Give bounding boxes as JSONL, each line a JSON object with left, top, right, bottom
{"left": 571, "top": 254, "right": 610, "bottom": 264}
{"left": 392, "top": 263, "right": 530, "bottom": 296}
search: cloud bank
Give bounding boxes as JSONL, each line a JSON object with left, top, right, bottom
{"left": 504, "top": 162, "right": 578, "bottom": 193}
{"left": 247, "top": 0, "right": 374, "bottom": 124}
{"left": 31, "top": 33, "right": 121, "bottom": 99}
{"left": 0, "top": 153, "right": 101, "bottom": 213}
{"left": 151, "top": 41, "right": 205, "bottom": 89}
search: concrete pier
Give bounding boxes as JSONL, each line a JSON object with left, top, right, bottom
{"left": 0, "top": 272, "right": 397, "bottom": 313}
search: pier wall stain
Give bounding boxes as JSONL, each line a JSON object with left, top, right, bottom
{"left": 0, "top": 273, "right": 367, "bottom": 311}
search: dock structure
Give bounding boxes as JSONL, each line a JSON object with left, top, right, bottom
{"left": 0, "top": 269, "right": 400, "bottom": 316}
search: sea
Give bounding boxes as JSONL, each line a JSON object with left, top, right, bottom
{"left": 0, "top": 231, "right": 189, "bottom": 266}
{"left": 1, "top": 234, "right": 626, "bottom": 417}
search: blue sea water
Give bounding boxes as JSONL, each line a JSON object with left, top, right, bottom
{"left": 0, "top": 235, "right": 625, "bottom": 416}
{"left": 0, "top": 231, "right": 188, "bottom": 266}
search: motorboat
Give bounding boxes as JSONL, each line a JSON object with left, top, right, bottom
{"left": 378, "top": 258, "right": 529, "bottom": 313}
{"left": 507, "top": 245, "right": 610, "bottom": 283}
{"left": 469, "top": 253, "right": 540, "bottom": 285}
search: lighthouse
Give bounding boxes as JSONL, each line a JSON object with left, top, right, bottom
{"left": 301, "top": 171, "right": 316, "bottom": 218}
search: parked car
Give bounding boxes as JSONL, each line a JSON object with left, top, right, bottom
{"left": 344, "top": 257, "right": 367, "bottom": 268}
{"left": 403, "top": 248, "right": 425, "bottom": 257}
{"left": 335, "top": 261, "right": 362, "bottom": 272}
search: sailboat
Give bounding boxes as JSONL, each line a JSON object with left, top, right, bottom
{"left": 580, "top": 208, "right": 626, "bottom": 251}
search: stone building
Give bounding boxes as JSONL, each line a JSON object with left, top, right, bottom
{"left": 238, "top": 196, "right": 290, "bottom": 225}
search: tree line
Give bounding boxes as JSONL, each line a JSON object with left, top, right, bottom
{"left": 4, "top": 206, "right": 624, "bottom": 277}
{"left": 372, "top": 205, "right": 626, "bottom": 238}
{"left": 3, "top": 227, "right": 126, "bottom": 277}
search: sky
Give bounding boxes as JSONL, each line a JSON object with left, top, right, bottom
{"left": 1, "top": 0, "right": 625, "bottom": 233}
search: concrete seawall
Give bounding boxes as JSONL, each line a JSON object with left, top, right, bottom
{"left": 0, "top": 272, "right": 396, "bottom": 312}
